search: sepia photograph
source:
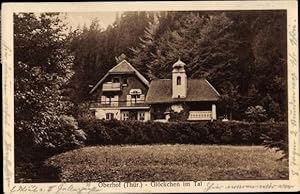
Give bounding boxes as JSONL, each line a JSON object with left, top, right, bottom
{"left": 2, "top": 1, "right": 299, "bottom": 193}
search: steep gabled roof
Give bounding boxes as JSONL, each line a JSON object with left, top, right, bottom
{"left": 89, "top": 60, "right": 149, "bottom": 94}
{"left": 145, "top": 79, "right": 220, "bottom": 104}
{"left": 109, "top": 60, "right": 135, "bottom": 73}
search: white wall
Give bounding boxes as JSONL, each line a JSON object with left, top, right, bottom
{"left": 94, "top": 108, "right": 121, "bottom": 120}
{"left": 212, "top": 104, "right": 217, "bottom": 120}
{"left": 144, "top": 111, "right": 151, "bottom": 121}
{"left": 137, "top": 110, "right": 151, "bottom": 121}
{"left": 93, "top": 108, "right": 150, "bottom": 121}
{"left": 172, "top": 72, "right": 187, "bottom": 98}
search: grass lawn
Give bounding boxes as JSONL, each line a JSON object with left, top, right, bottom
{"left": 46, "top": 144, "right": 288, "bottom": 182}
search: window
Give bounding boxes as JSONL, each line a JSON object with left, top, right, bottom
{"left": 106, "top": 95, "right": 114, "bottom": 104}
{"left": 106, "top": 113, "right": 114, "bottom": 120}
{"left": 112, "top": 77, "right": 120, "bottom": 83}
{"left": 129, "top": 89, "right": 143, "bottom": 104}
{"left": 131, "top": 95, "right": 141, "bottom": 104}
{"left": 122, "top": 112, "right": 129, "bottom": 120}
{"left": 123, "top": 78, "right": 128, "bottom": 86}
{"left": 139, "top": 112, "right": 145, "bottom": 121}
{"left": 177, "top": 76, "right": 181, "bottom": 85}
{"left": 130, "top": 89, "right": 142, "bottom": 95}
{"left": 102, "top": 95, "right": 119, "bottom": 106}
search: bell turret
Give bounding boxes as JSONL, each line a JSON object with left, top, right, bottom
{"left": 172, "top": 59, "right": 187, "bottom": 98}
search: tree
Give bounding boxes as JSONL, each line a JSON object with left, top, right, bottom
{"left": 219, "top": 81, "right": 240, "bottom": 120}
{"left": 131, "top": 12, "right": 245, "bottom": 83}
{"left": 68, "top": 18, "right": 104, "bottom": 103}
{"left": 130, "top": 13, "right": 161, "bottom": 79}
{"left": 131, "top": 12, "right": 208, "bottom": 80}
{"left": 250, "top": 12, "right": 287, "bottom": 120}
{"left": 14, "top": 12, "right": 83, "bottom": 154}
{"left": 227, "top": 11, "right": 287, "bottom": 120}
{"left": 131, "top": 11, "right": 287, "bottom": 121}
{"left": 68, "top": 12, "right": 154, "bottom": 104}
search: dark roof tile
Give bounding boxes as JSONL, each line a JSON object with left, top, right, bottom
{"left": 109, "top": 60, "right": 135, "bottom": 73}
{"left": 145, "top": 79, "right": 220, "bottom": 103}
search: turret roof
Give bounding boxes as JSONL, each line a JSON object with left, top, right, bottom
{"left": 172, "top": 59, "right": 186, "bottom": 68}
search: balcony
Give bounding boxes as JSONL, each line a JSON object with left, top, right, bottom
{"left": 102, "top": 82, "right": 121, "bottom": 92}
{"left": 187, "top": 111, "right": 212, "bottom": 121}
{"left": 90, "top": 100, "right": 149, "bottom": 108}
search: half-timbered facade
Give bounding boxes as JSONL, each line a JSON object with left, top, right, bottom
{"left": 89, "top": 59, "right": 151, "bottom": 121}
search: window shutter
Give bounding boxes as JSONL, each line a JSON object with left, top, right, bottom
{"left": 113, "top": 95, "right": 119, "bottom": 106}
{"left": 126, "top": 95, "right": 131, "bottom": 106}
{"left": 101, "top": 96, "right": 106, "bottom": 104}
{"left": 106, "top": 96, "right": 110, "bottom": 104}
{"left": 139, "top": 94, "right": 145, "bottom": 103}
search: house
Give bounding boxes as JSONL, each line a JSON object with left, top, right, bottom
{"left": 89, "top": 59, "right": 220, "bottom": 121}
{"left": 146, "top": 59, "right": 220, "bottom": 121}
{"left": 89, "top": 59, "right": 151, "bottom": 121}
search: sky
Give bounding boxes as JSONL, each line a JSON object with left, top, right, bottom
{"left": 65, "top": 12, "right": 121, "bottom": 30}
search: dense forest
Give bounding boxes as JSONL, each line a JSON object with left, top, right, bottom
{"left": 13, "top": 10, "right": 288, "bottom": 182}
{"left": 68, "top": 11, "right": 287, "bottom": 121}
{"left": 14, "top": 11, "right": 287, "bottom": 145}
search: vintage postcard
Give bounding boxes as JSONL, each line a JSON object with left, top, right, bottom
{"left": 2, "top": 1, "right": 299, "bottom": 193}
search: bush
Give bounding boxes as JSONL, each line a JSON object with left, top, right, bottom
{"left": 169, "top": 103, "right": 190, "bottom": 122}
{"left": 55, "top": 115, "right": 87, "bottom": 150}
{"left": 260, "top": 122, "right": 288, "bottom": 159}
{"left": 15, "top": 115, "right": 86, "bottom": 182}
{"left": 245, "top": 105, "right": 268, "bottom": 122}
{"left": 78, "top": 118, "right": 287, "bottom": 147}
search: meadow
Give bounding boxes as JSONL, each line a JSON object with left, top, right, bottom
{"left": 46, "top": 144, "right": 288, "bottom": 182}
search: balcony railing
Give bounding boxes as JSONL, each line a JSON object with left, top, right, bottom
{"left": 102, "top": 82, "right": 121, "bottom": 91}
{"left": 90, "top": 100, "right": 149, "bottom": 108}
{"left": 187, "top": 111, "right": 212, "bottom": 121}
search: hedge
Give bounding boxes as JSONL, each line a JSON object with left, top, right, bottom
{"left": 78, "top": 118, "right": 287, "bottom": 146}
{"left": 16, "top": 118, "right": 287, "bottom": 182}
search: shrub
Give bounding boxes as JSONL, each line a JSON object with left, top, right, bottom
{"left": 245, "top": 105, "right": 268, "bottom": 122}
{"left": 169, "top": 103, "right": 190, "bottom": 122}
{"left": 260, "top": 122, "right": 288, "bottom": 159}
{"left": 78, "top": 118, "right": 287, "bottom": 147}
{"left": 58, "top": 115, "right": 87, "bottom": 149}
{"left": 15, "top": 115, "right": 86, "bottom": 182}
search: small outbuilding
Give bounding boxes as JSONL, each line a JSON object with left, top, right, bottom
{"left": 146, "top": 59, "right": 220, "bottom": 121}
